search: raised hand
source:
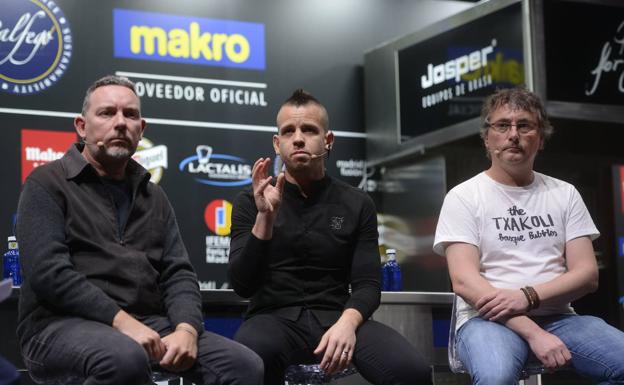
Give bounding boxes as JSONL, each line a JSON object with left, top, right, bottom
{"left": 252, "top": 157, "right": 285, "bottom": 217}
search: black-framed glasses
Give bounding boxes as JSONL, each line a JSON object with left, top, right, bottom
{"left": 486, "top": 120, "right": 538, "bottom": 135}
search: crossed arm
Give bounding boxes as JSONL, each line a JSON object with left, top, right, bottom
{"left": 446, "top": 237, "right": 598, "bottom": 369}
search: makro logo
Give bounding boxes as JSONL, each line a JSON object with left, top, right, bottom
{"left": 204, "top": 199, "right": 232, "bottom": 236}
{"left": 113, "top": 9, "right": 265, "bottom": 70}
{"left": 1, "top": 0, "right": 72, "bottom": 94}
{"left": 132, "top": 137, "right": 168, "bottom": 184}
{"left": 179, "top": 145, "right": 252, "bottom": 187}
{"left": 21, "top": 129, "right": 76, "bottom": 183}
{"left": 420, "top": 40, "right": 495, "bottom": 90}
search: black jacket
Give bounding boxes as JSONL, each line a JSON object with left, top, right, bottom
{"left": 16, "top": 144, "right": 202, "bottom": 343}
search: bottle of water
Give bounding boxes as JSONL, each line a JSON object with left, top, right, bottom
{"left": 382, "top": 249, "right": 402, "bottom": 291}
{"left": 3, "top": 236, "right": 21, "bottom": 287}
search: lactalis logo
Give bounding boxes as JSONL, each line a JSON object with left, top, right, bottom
{"left": 113, "top": 9, "right": 265, "bottom": 70}
{"left": 0, "top": 0, "right": 73, "bottom": 94}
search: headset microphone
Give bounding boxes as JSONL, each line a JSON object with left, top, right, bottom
{"left": 82, "top": 139, "right": 105, "bottom": 147}
{"left": 310, "top": 144, "right": 332, "bottom": 159}
{"left": 309, "top": 151, "right": 327, "bottom": 159}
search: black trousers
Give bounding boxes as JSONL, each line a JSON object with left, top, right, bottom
{"left": 234, "top": 309, "right": 432, "bottom": 385}
{"left": 21, "top": 316, "right": 263, "bottom": 385}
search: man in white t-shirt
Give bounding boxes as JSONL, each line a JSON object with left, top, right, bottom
{"left": 433, "top": 87, "right": 624, "bottom": 385}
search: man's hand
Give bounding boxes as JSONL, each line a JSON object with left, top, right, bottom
{"left": 526, "top": 329, "right": 572, "bottom": 370}
{"left": 159, "top": 324, "right": 198, "bottom": 372}
{"left": 252, "top": 157, "right": 285, "bottom": 217}
{"left": 313, "top": 309, "right": 361, "bottom": 375}
{"left": 476, "top": 288, "right": 529, "bottom": 321}
{"left": 112, "top": 310, "right": 165, "bottom": 361}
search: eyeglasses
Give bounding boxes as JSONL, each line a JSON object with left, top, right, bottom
{"left": 486, "top": 120, "right": 538, "bottom": 135}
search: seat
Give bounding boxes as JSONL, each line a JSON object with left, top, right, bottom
{"left": 284, "top": 363, "right": 358, "bottom": 385}
{"left": 448, "top": 295, "right": 545, "bottom": 385}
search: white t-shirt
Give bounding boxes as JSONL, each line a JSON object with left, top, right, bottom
{"left": 433, "top": 172, "right": 599, "bottom": 330}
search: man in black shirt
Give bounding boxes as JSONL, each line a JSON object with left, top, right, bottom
{"left": 16, "top": 75, "right": 262, "bottom": 385}
{"left": 229, "top": 89, "right": 431, "bottom": 385}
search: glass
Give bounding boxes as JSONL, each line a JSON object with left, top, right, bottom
{"left": 486, "top": 120, "right": 538, "bottom": 134}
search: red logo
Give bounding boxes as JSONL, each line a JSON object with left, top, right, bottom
{"left": 204, "top": 200, "right": 233, "bottom": 236}
{"left": 21, "top": 129, "right": 76, "bottom": 183}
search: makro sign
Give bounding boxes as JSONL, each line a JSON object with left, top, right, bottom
{"left": 113, "top": 9, "right": 265, "bottom": 70}
{"left": 0, "top": 0, "right": 73, "bottom": 94}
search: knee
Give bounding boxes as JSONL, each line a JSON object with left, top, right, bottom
{"left": 89, "top": 341, "right": 150, "bottom": 385}
{"left": 234, "top": 332, "right": 279, "bottom": 368}
{"left": 231, "top": 347, "right": 264, "bottom": 384}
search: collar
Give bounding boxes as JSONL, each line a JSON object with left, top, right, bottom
{"left": 61, "top": 143, "right": 151, "bottom": 189}
{"left": 284, "top": 174, "right": 331, "bottom": 198}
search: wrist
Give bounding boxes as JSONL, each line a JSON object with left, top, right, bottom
{"left": 340, "top": 308, "right": 363, "bottom": 329}
{"left": 112, "top": 309, "right": 130, "bottom": 329}
{"left": 252, "top": 212, "right": 274, "bottom": 240}
{"left": 520, "top": 286, "right": 541, "bottom": 311}
{"left": 175, "top": 323, "right": 198, "bottom": 338}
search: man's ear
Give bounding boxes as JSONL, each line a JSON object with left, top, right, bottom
{"left": 273, "top": 134, "right": 280, "bottom": 155}
{"left": 140, "top": 118, "right": 146, "bottom": 137}
{"left": 74, "top": 115, "right": 86, "bottom": 138}
{"left": 325, "top": 130, "right": 335, "bottom": 150}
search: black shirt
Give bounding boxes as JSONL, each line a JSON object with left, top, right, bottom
{"left": 228, "top": 175, "right": 381, "bottom": 326}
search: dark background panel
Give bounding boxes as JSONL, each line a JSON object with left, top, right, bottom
{"left": 0, "top": 0, "right": 473, "bottom": 287}
{"left": 544, "top": 0, "right": 624, "bottom": 104}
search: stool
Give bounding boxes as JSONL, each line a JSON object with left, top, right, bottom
{"left": 284, "top": 364, "right": 358, "bottom": 385}
{"left": 448, "top": 295, "right": 545, "bottom": 385}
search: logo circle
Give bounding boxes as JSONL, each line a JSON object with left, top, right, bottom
{"left": 0, "top": 0, "right": 73, "bottom": 94}
{"left": 204, "top": 200, "right": 233, "bottom": 236}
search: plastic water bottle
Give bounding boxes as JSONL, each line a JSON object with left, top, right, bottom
{"left": 3, "top": 236, "right": 21, "bottom": 287}
{"left": 382, "top": 249, "right": 402, "bottom": 291}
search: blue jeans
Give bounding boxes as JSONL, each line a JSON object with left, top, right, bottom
{"left": 457, "top": 314, "right": 624, "bottom": 385}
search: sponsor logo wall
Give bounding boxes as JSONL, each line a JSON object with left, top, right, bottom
{"left": 0, "top": 0, "right": 370, "bottom": 287}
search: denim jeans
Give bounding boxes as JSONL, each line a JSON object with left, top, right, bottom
{"left": 22, "top": 316, "right": 263, "bottom": 385}
{"left": 457, "top": 314, "right": 624, "bottom": 385}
